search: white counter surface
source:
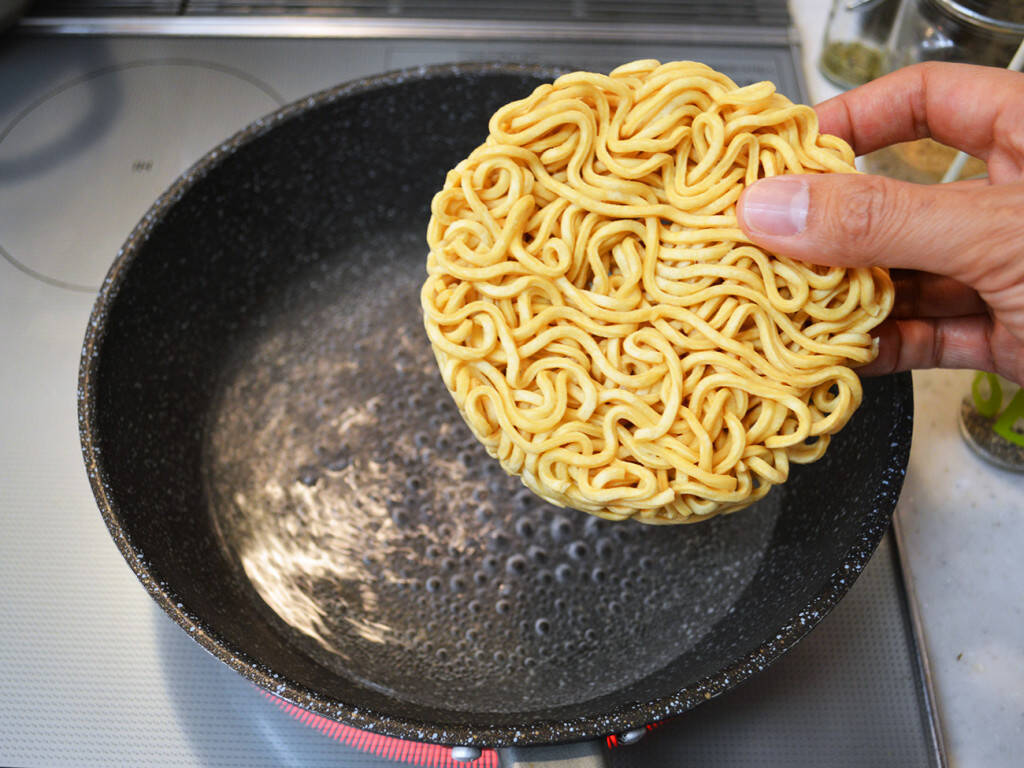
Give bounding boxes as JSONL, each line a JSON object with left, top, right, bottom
{"left": 791, "top": 3, "right": 1024, "bottom": 765}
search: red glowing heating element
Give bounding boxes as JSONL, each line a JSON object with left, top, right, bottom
{"left": 264, "top": 693, "right": 499, "bottom": 767}
{"left": 265, "top": 692, "right": 662, "bottom": 765}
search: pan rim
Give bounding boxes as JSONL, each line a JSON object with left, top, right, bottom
{"left": 78, "top": 60, "right": 914, "bottom": 749}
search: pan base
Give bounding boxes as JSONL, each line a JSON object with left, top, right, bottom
{"left": 202, "top": 230, "right": 781, "bottom": 712}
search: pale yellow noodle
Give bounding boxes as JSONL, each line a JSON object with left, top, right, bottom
{"left": 421, "top": 60, "right": 893, "bottom": 524}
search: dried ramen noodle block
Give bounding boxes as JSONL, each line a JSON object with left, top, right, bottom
{"left": 421, "top": 60, "right": 893, "bottom": 524}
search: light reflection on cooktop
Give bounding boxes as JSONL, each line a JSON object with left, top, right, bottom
{"left": 0, "top": 59, "right": 282, "bottom": 292}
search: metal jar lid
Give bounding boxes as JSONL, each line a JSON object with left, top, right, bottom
{"left": 931, "top": 0, "right": 1024, "bottom": 34}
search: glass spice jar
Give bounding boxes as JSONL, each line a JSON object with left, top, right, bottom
{"left": 819, "top": 0, "right": 902, "bottom": 89}
{"left": 885, "top": 0, "right": 1024, "bottom": 70}
{"left": 862, "top": 0, "right": 1024, "bottom": 183}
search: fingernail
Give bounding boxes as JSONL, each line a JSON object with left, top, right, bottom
{"left": 740, "top": 178, "right": 809, "bottom": 237}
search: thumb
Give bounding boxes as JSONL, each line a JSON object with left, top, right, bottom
{"left": 736, "top": 173, "right": 1022, "bottom": 291}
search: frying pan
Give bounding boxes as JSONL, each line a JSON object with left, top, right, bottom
{"left": 78, "top": 63, "right": 913, "bottom": 767}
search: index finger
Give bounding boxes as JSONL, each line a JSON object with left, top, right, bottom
{"left": 814, "top": 62, "right": 1024, "bottom": 159}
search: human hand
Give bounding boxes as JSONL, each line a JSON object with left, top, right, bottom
{"left": 736, "top": 62, "right": 1024, "bottom": 386}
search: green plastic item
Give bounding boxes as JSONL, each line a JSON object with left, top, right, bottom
{"left": 993, "top": 388, "right": 1024, "bottom": 448}
{"left": 971, "top": 371, "right": 1002, "bottom": 417}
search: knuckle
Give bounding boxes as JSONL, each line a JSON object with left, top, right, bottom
{"left": 912, "top": 61, "right": 946, "bottom": 88}
{"left": 999, "top": 121, "right": 1024, "bottom": 162}
{"left": 828, "top": 176, "right": 891, "bottom": 254}
{"left": 930, "top": 321, "right": 947, "bottom": 369}
{"left": 959, "top": 195, "right": 1024, "bottom": 287}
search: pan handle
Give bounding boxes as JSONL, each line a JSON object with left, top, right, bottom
{"left": 496, "top": 740, "right": 610, "bottom": 768}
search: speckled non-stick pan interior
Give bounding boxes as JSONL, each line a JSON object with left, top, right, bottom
{"left": 79, "top": 64, "right": 913, "bottom": 747}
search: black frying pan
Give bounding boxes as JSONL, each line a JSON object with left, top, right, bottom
{"left": 78, "top": 63, "right": 913, "bottom": 767}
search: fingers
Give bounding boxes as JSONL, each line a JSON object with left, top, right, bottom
{"left": 858, "top": 316, "right": 994, "bottom": 376}
{"left": 736, "top": 174, "right": 1024, "bottom": 290}
{"left": 814, "top": 62, "right": 1024, "bottom": 160}
{"left": 890, "top": 272, "right": 986, "bottom": 318}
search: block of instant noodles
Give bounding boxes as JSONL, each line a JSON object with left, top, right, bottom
{"left": 421, "top": 60, "right": 893, "bottom": 523}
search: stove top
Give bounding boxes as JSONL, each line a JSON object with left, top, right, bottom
{"left": 0, "top": 25, "right": 941, "bottom": 768}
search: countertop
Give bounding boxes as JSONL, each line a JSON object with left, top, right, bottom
{"left": 791, "top": 2, "right": 1024, "bottom": 765}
